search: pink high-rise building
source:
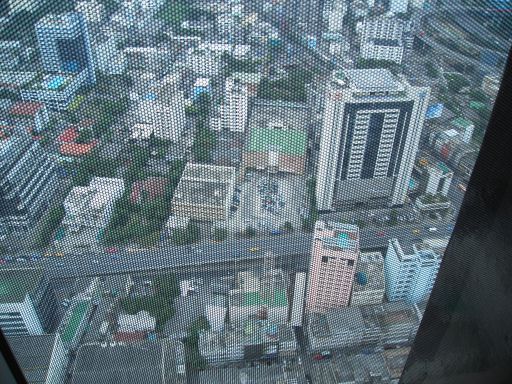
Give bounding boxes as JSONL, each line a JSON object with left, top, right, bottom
{"left": 306, "top": 221, "right": 360, "bottom": 313}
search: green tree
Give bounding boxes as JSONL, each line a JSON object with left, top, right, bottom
{"left": 213, "top": 228, "right": 228, "bottom": 242}
{"left": 75, "top": 129, "right": 94, "bottom": 144}
{"left": 34, "top": 205, "right": 65, "bottom": 249}
{"left": 244, "top": 226, "right": 256, "bottom": 238}
{"left": 282, "top": 221, "right": 294, "bottom": 233}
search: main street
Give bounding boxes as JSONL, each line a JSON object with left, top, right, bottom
{"left": 3, "top": 222, "right": 455, "bottom": 279}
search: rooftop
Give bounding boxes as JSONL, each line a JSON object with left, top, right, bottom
{"left": 59, "top": 141, "right": 98, "bottom": 157}
{"left": 353, "top": 251, "right": 385, "bottom": 292}
{"left": 238, "top": 290, "right": 288, "bottom": 308}
{"left": 344, "top": 68, "right": 403, "bottom": 93}
{"left": 383, "top": 347, "right": 411, "bottom": 379}
{"left": 0, "top": 268, "right": 43, "bottom": 303}
{"left": 7, "top": 334, "right": 57, "bottom": 384}
{"left": 315, "top": 221, "right": 360, "bottom": 252}
{"left": 172, "top": 163, "right": 235, "bottom": 207}
{"left": 8, "top": 101, "right": 44, "bottom": 116}
{"left": 72, "top": 340, "right": 185, "bottom": 384}
{"left": 130, "top": 177, "right": 168, "bottom": 204}
{"left": 61, "top": 300, "right": 90, "bottom": 342}
{"left": 57, "top": 126, "right": 79, "bottom": 143}
{"left": 247, "top": 127, "right": 307, "bottom": 156}
{"left": 451, "top": 116, "right": 474, "bottom": 129}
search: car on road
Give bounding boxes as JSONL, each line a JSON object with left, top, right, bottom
{"left": 377, "top": 231, "right": 386, "bottom": 237}
{"left": 16, "top": 257, "right": 27, "bottom": 262}
{"left": 249, "top": 247, "right": 259, "bottom": 252}
{"left": 92, "top": 260, "right": 99, "bottom": 264}
{"left": 106, "top": 247, "right": 118, "bottom": 254}
{"left": 312, "top": 353, "right": 324, "bottom": 361}
{"left": 458, "top": 183, "right": 467, "bottom": 192}
{"left": 56, "top": 262, "right": 65, "bottom": 267}
{"left": 54, "top": 252, "right": 64, "bottom": 257}
{"left": 428, "top": 227, "right": 438, "bottom": 232}
{"left": 0, "top": 258, "right": 6, "bottom": 265}
{"left": 320, "top": 350, "right": 332, "bottom": 359}
{"left": 412, "top": 228, "right": 421, "bottom": 235}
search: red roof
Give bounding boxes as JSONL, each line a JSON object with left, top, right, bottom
{"left": 9, "top": 101, "right": 44, "bottom": 116}
{"left": 59, "top": 140, "right": 98, "bottom": 157}
{"left": 57, "top": 127, "right": 79, "bottom": 143}
{"left": 113, "top": 332, "right": 146, "bottom": 342}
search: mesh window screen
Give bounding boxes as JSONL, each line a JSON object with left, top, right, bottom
{"left": 0, "top": 1, "right": 510, "bottom": 383}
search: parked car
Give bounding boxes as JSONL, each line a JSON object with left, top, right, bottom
{"left": 106, "top": 247, "right": 118, "bottom": 254}
{"left": 312, "top": 353, "right": 324, "bottom": 361}
{"left": 428, "top": 227, "right": 438, "bottom": 232}
{"left": 249, "top": 247, "right": 260, "bottom": 252}
{"left": 377, "top": 231, "right": 386, "bottom": 237}
{"left": 0, "top": 258, "right": 6, "bottom": 265}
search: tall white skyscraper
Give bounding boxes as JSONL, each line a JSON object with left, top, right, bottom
{"left": 316, "top": 69, "right": 430, "bottom": 211}
{"left": 360, "top": 16, "right": 405, "bottom": 64}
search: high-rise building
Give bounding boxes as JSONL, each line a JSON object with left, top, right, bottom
{"left": 385, "top": 238, "right": 442, "bottom": 304}
{"left": 316, "top": 69, "right": 430, "bottom": 211}
{"left": 0, "top": 130, "right": 58, "bottom": 235}
{"left": 35, "top": 12, "right": 96, "bottom": 85}
{"left": 360, "top": 16, "right": 405, "bottom": 64}
{"left": 224, "top": 77, "right": 249, "bottom": 133}
{"left": 306, "top": 221, "right": 360, "bottom": 313}
{"left": 0, "top": 268, "right": 58, "bottom": 336}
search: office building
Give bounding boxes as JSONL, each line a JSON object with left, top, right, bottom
{"left": 136, "top": 73, "right": 185, "bottom": 142}
{"left": 481, "top": 74, "right": 501, "bottom": 99}
{"left": 0, "top": 268, "right": 58, "bottom": 336}
{"left": 360, "top": 15, "right": 405, "bottom": 64}
{"left": 171, "top": 163, "right": 236, "bottom": 222}
{"left": 242, "top": 101, "right": 309, "bottom": 175}
{"left": 390, "top": 0, "right": 409, "bottom": 13}
{"left": 385, "top": 238, "right": 442, "bottom": 304}
{"left": 8, "top": 101, "right": 49, "bottom": 134}
{"left": 224, "top": 77, "right": 249, "bottom": 133}
{"left": 71, "top": 339, "right": 186, "bottom": 384}
{"left": 424, "top": 161, "right": 453, "bottom": 197}
{"left": 75, "top": 0, "right": 105, "bottom": 24}
{"left": 323, "top": 0, "right": 346, "bottom": 33}
{"left": 316, "top": 69, "right": 430, "bottom": 210}
{"left": 93, "top": 33, "right": 126, "bottom": 75}
{"left": 0, "top": 131, "right": 58, "bottom": 234}
{"left": 7, "top": 333, "right": 68, "bottom": 384}
{"left": 62, "top": 177, "right": 125, "bottom": 232}
{"left": 350, "top": 251, "right": 385, "bottom": 306}
{"left": 306, "top": 221, "right": 360, "bottom": 313}
{"left": 35, "top": 12, "right": 96, "bottom": 85}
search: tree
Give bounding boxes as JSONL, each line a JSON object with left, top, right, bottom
{"left": 282, "top": 221, "right": 294, "bottom": 233}
{"left": 445, "top": 73, "right": 470, "bottom": 94}
{"left": 34, "top": 205, "right": 65, "bottom": 249}
{"left": 75, "top": 129, "right": 94, "bottom": 144}
{"left": 390, "top": 210, "right": 398, "bottom": 226}
{"left": 244, "top": 226, "right": 256, "bottom": 238}
{"left": 213, "top": 228, "right": 228, "bottom": 242}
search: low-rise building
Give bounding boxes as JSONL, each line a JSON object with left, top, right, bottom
{"left": 8, "top": 101, "right": 49, "bottom": 133}
{"left": 307, "top": 301, "right": 420, "bottom": 351}
{"left": 350, "top": 251, "right": 385, "bottom": 307}
{"left": 7, "top": 333, "right": 68, "bottom": 384}
{"left": 59, "top": 299, "right": 92, "bottom": 349}
{"left": 171, "top": 163, "right": 236, "bottom": 222}
{"left": 71, "top": 339, "right": 186, "bottom": 384}
{"left": 198, "top": 319, "right": 297, "bottom": 365}
{"left": 0, "top": 268, "right": 58, "bottom": 336}
{"left": 118, "top": 311, "right": 156, "bottom": 333}
{"left": 63, "top": 177, "right": 125, "bottom": 232}
{"left": 21, "top": 71, "right": 90, "bottom": 110}
{"left": 481, "top": 74, "right": 500, "bottom": 99}
{"left": 242, "top": 101, "right": 309, "bottom": 175}
{"left": 229, "top": 269, "right": 289, "bottom": 327}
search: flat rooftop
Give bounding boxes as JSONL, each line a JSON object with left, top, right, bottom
{"left": 248, "top": 102, "right": 309, "bottom": 133}
{"left": 72, "top": 340, "right": 184, "bottom": 384}
{"left": 61, "top": 300, "right": 90, "bottom": 343}
{"left": 315, "top": 221, "right": 360, "bottom": 252}
{"left": 172, "top": 163, "right": 235, "bottom": 207}
{"left": 353, "top": 252, "right": 385, "bottom": 292}
{"left": 7, "top": 334, "right": 57, "bottom": 384}
{"left": 247, "top": 127, "right": 307, "bottom": 156}
{"left": 0, "top": 268, "right": 43, "bottom": 303}
{"left": 345, "top": 68, "right": 403, "bottom": 93}
{"left": 232, "top": 289, "right": 288, "bottom": 308}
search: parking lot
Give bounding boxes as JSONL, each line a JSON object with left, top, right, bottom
{"left": 228, "top": 171, "right": 306, "bottom": 235}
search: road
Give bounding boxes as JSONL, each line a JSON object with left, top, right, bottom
{"left": 3, "top": 223, "right": 455, "bottom": 279}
